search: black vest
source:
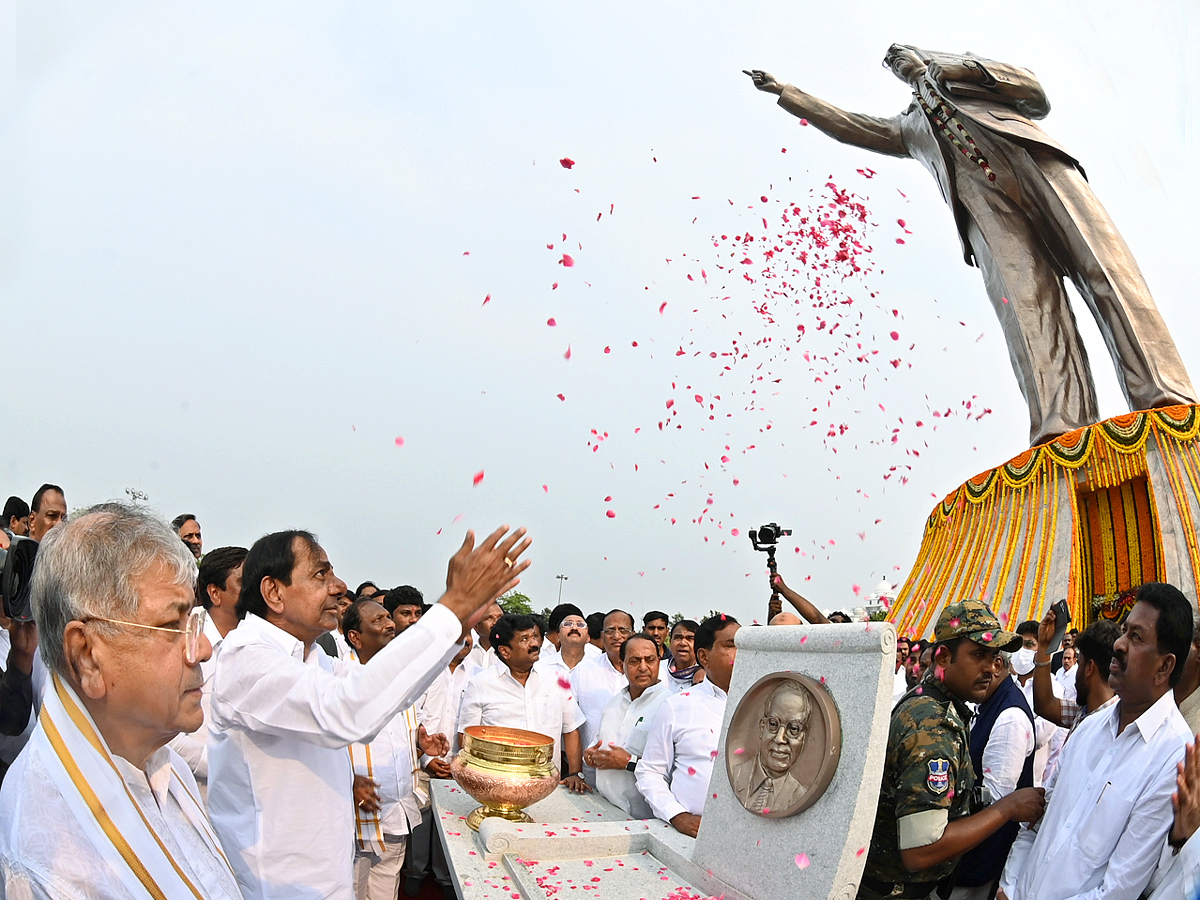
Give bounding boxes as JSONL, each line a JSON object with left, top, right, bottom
{"left": 957, "top": 676, "right": 1035, "bottom": 888}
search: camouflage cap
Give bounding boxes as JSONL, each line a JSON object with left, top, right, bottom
{"left": 933, "top": 600, "right": 1022, "bottom": 650}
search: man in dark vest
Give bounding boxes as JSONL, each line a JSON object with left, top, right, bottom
{"left": 953, "top": 651, "right": 1035, "bottom": 899}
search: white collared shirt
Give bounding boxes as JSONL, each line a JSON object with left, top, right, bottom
{"left": 570, "top": 652, "right": 627, "bottom": 783}
{"left": 462, "top": 643, "right": 499, "bottom": 678}
{"left": 1000, "top": 689, "right": 1191, "bottom": 900}
{"left": 595, "top": 681, "right": 669, "bottom": 817}
{"left": 636, "top": 679, "right": 727, "bottom": 823}
{"left": 538, "top": 642, "right": 599, "bottom": 671}
{"left": 457, "top": 663, "right": 586, "bottom": 763}
{"left": 207, "top": 605, "right": 461, "bottom": 900}
{"left": 891, "top": 667, "right": 909, "bottom": 707}
{"left": 0, "top": 739, "right": 241, "bottom": 900}
{"left": 417, "top": 663, "right": 472, "bottom": 760}
{"left": 982, "top": 707, "right": 1036, "bottom": 800}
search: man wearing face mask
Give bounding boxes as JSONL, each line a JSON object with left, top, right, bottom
{"left": 1011, "top": 621, "right": 1064, "bottom": 786}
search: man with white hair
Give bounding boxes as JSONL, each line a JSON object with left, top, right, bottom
{"left": 208, "top": 524, "right": 529, "bottom": 900}
{"left": 0, "top": 503, "right": 242, "bottom": 899}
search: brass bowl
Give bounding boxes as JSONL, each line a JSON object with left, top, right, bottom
{"left": 451, "top": 726, "right": 560, "bottom": 830}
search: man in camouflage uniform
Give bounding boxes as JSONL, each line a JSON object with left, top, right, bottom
{"left": 858, "top": 601, "right": 1046, "bottom": 899}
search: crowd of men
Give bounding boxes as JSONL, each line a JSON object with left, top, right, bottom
{"left": 1, "top": 487, "right": 1200, "bottom": 900}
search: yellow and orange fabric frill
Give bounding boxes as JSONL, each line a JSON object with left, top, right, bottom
{"left": 891, "top": 406, "right": 1200, "bottom": 638}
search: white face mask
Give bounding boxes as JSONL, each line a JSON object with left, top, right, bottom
{"left": 1012, "top": 646, "right": 1036, "bottom": 676}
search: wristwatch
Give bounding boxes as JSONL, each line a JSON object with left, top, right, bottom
{"left": 570, "top": 771, "right": 585, "bottom": 779}
{"left": 625, "top": 755, "right": 639, "bottom": 773}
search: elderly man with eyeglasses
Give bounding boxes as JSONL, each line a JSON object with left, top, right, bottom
{"left": 0, "top": 503, "right": 242, "bottom": 899}
{"left": 571, "top": 609, "right": 635, "bottom": 787}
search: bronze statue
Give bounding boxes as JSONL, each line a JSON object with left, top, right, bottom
{"left": 746, "top": 46, "right": 1197, "bottom": 445}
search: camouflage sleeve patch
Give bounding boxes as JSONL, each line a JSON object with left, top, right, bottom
{"left": 891, "top": 718, "right": 960, "bottom": 819}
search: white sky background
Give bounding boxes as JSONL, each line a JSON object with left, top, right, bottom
{"left": 2, "top": 1, "right": 1197, "bottom": 624}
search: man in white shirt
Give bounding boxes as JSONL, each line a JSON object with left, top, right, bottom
{"left": 0, "top": 503, "right": 242, "bottom": 899}
{"left": 168, "top": 545, "right": 246, "bottom": 788}
{"left": 208, "top": 524, "right": 530, "bottom": 900}
{"left": 571, "top": 609, "right": 634, "bottom": 786}
{"left": 999, "top": 582, "right": 1194, "bottom": 900}
{"left": 664, "top": 619, "right": 705, "bottom": 692}
{"left": 409, "top": 634, "right": 473, "bottom": 898}
{"left": 1054, "top": 646, "right": 1079, "bottom": 702}
{"left": 458, "top": 613, "right": 590, "bottom": 791}
{"left": 344, "top": 599, "right": 447, "bottom": 900}
{"left": 463, "top": 600, "right": 503, "bottom": 674}
{"left": 637, "top": 614, "right": 739, "bottom": 837}
{"left": 587, "top": 633, "right": 670, "bottom": 817}
{"left": 539, "top": 604, "right": 600, "bottom": 672}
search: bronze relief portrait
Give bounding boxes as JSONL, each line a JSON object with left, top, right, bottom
{"left": 725, "top": 672, "right": 840, "bottom": 818}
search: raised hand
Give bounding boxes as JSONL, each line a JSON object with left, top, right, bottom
{"left": 442, "top": 526, "right": 532, "bottom": 629}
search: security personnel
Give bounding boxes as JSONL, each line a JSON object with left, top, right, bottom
{"left": 857, "top": 601, "right": 1046, "bottom": 899}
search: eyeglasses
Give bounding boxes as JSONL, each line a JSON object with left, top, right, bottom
{"left": 602, "top": 626, "right": 633, "bottom": 637}
{"left": 559, "top": 618, "right": 588, "bottom": 629}
{"left": 761, "top": 716, "right": 807, "bottom": 740}
{"left": 82, "top": 606, "right": 208, "bottom": 665}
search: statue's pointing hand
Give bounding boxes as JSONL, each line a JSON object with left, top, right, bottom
{"left": 743, "top": 69, "right": 783, "bottom": 95}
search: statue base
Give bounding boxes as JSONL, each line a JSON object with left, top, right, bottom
{"left": 891, "top": 405, "right": 1200, "bottom": 635}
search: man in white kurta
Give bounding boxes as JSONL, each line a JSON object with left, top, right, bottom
{"left": 637, "top": 615, "right": 739, "bottom": 837}
{"left": 1000, "top": 588, "right": 1193, "bottom": 900}
{"left": 457, "top": 613, "right": 589, "bottom": 790}
{"left": 590, "top": 635, "right": 669, "bottom": 818}
{"left": 571, "top": 610, "right": 634, "bottom": 785}
{"left": 208, "top": 525, "right": 530, "bottom": 900}
{"left": 342, "top": 599, "right": 444, "bottom": 900}
{"left": 0, "top": 504, "right": 242, "bottom": 900}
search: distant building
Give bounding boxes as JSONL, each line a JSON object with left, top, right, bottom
{"left": 863, "top": 578, "right": 896, "bottom": 619}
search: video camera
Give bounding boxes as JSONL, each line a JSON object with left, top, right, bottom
{"left": 749, "top": 523, "right": 792, "bottom": 551}
{"left": 1, "top": 535, "right": 38, "bottom": 622}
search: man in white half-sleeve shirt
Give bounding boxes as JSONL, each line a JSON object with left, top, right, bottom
{"left": 462, "top": 601, "right": 503, "bottom": 675}
{"left": 999, "top": 583, "right": 1193, "bottom": 900}
{"left": 208, "top": 524, "right": 530, "bottom": 900}
{"left": 0, "top": 504, "right": 242, "bottom": 900}
{"left": 638, "top": 614, "right": 739, "bottom": 838}
{"left": 588, "top": 633, "right": 669, "bottom": 818}
{"left": 457, "top": 613, "right": 590, "bottom": 793}
{"left": 571, "top": 609, "right": 634, "bottom": 786}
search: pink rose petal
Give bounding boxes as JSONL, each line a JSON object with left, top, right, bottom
{"left": 472, "top": 471, "right": 485, "bottom": 486}
{"left": 394, "top": 436, "right": 405, "bottom": 447}
{"left": 794, "top": 853, "right": 811, "bottom": 869}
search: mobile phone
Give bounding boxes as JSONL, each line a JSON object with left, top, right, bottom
{"left": 1048, "top": 599, "right": 1071, "bottom": 654}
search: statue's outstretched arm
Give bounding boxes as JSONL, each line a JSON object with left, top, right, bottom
{"left": 745, "top": 69, "right": 907, "bottom": 158}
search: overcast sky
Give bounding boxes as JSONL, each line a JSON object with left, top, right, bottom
{"left": 4, "top": 0, "right": 1197, "bottom": 625}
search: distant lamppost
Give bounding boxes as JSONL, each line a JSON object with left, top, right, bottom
{"left": 556, "top": 574, "right": 569, "bottom": 604}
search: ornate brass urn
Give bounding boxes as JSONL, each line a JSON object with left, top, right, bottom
{"left": 450, "top": 726, "right": 560, "bottom": 831}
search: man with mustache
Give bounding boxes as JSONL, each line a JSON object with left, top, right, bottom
{"left": 859, "top": 601, "right": 1044, "bottom": 900}
{"left": 539, "top": 603, "right": 599, "bottom": 672}
{"left": 457, "top": 613, "right": 590, "bottom": 793}
{"left": 746, "top": 46, "right": 1196, "bottom": 446}
{"left": 999, "top": 583, "right": 1193, "bottom": 900}
{"left": 571, "top": 610, "right": 636, "bottom": 786}
{"left": 208, "top": 524, "right": 529, "bottom": 900}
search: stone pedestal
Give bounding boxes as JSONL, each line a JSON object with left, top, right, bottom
{"left": 433, "top": 621, "right": 895, "bottom": 900}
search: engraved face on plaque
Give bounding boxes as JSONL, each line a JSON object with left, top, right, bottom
{"left": 725, "top": 673, "right": 841, "bottom": 818}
